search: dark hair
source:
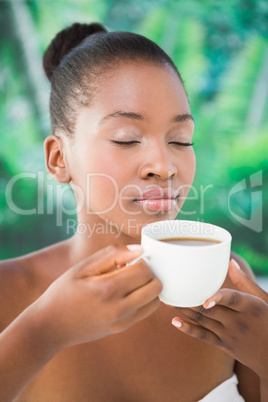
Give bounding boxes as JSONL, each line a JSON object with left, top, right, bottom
{"left": 43, "top": 22, "right": 183, "bottom": 135}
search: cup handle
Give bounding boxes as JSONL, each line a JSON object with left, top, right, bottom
{"left": 126, "top": 248, "right": 151, "bottom": 266}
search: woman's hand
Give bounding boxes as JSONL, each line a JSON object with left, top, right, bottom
{"left": 0, "top": 244, "right": 162, "bottom": 402}
{"left": 37, "top": 244, "right": 163, "bottom": 351}
{"left": 171, "top": 259, "right": 268, "bottom": 380}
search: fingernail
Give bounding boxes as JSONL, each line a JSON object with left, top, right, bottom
{"left": 172, "top": 320, "right": 182, "bottom": 328}
{"left": 231, "top": 259, "right": 241, "bottom": 270}
{"left": 126, "top": 244, "right": 143, "bottom": 251}
{"left": 205, "top": 301, "right": 216, "bottom": 309}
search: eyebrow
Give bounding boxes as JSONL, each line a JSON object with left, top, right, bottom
{"left": 98, "top": 111, "right": 194, "bottom": 126}
{"left": 173, "top": 113, "right": 194, "bottom": 123}
{"left": 98, "top": 111, "right": 144, "bottom": 126}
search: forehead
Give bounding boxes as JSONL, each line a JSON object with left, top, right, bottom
{"left": 95, "top": 61, "right": 189, "bottom": 114}
{"left": 74, "top": 61, "right": 191, "bottom": 136}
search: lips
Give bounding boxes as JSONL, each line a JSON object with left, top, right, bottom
{"left": 134, "top": 188, "right": 179, "bottom": 211}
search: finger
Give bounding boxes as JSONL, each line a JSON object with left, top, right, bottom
{"left": 229, "top": 259, "right": 268, "bottom": 303}
{"left": 132, "top": 297, "right": 161, "bottom": 323}
{"left": 74, "top": 244, "right": 144, "bottom": 276}
{"left": 174, "top": 307, "right": 224, "bottom": 333}
{"left": 112, "top": 297, "right": 161, "bottom": 333}
{"left": 202, "top": 288, "right": 246, "bottom": 311}
{"left": 171, "top": 317, "right": 223, "bottom": 347}
{"left": 101, "top": 259, "right": 159, "bottom": 298}
{"left": 123, "top": 273, "right": 163, "bottom": 310}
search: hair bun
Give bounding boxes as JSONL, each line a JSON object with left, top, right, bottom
{"left": 43, "top": 22, "right": 107, "bottom": 81}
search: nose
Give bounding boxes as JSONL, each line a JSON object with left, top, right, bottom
{"left": 138, "top": 143, "right": 177, "bottom": 180}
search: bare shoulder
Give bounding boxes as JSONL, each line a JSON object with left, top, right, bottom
{"left": 0, "top": 238, "right": 72, "bottom": 331}
{"left": 0, "top": 256, "right": 34, "bottom": 330}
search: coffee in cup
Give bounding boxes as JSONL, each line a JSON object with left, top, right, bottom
{"left": 141, "top": 220, "right": 232, "bottom": 307}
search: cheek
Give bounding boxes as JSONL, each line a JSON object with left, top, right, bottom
{"left": 85, "top": 150, "right": 133, "bottom": 212}
{"left": 89, "top": 148, "right": 134, "bottom": 182}
{"left": 188, "top": 150, "right": 196, "bottom": 182}
{"left": 177, "top": 150, "right": 196, "bottom": 197}
{"left": 179, "top": 150, "right": 196, "bottom": 182}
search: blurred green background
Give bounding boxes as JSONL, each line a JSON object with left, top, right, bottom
{"left": 0, "top": 0, "right": 267, "bottom": 276}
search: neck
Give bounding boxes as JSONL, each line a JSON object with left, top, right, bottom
{"left": 67, "top": 214, "right": 141, "bottom": 265}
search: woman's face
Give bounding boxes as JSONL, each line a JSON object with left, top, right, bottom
{"left": 64, "top": 61, "right": 196, "bottom": 239}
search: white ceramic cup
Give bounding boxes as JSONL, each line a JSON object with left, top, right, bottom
{"left": 140, "top": 220, "right": 232, "bottom": 307}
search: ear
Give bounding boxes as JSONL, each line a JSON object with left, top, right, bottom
{"left": 44, "top": 135, "right": 71, "bottom": 183}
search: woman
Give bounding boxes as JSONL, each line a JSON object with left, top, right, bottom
{"left": 0, "top": 22, "right": 267, "bottom": 401}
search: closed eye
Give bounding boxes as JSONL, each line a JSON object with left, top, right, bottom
{"left": 169, "top": 142, "right": 194, "bottom": 147}
{"left": 111, "top": 140, "right": 140, "bottom": 146}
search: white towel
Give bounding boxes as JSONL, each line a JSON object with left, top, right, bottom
{"left": 198, "top": 374, "right": 245, "bottom": 402}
